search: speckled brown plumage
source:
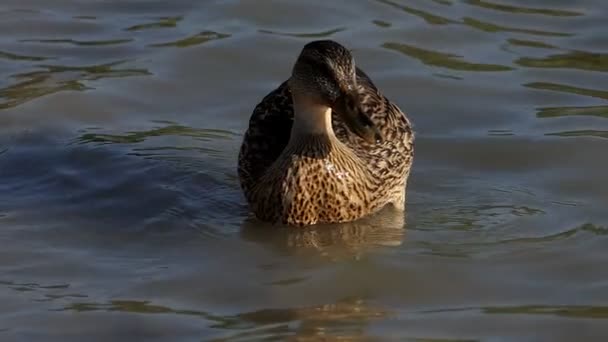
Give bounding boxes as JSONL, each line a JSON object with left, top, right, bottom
{"left": 238, "top": 44, "right": 414, "bottom": 226}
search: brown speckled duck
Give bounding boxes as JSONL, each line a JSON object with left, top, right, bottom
{"left": 238, "top": 40, "right": 414, "bottom": 226}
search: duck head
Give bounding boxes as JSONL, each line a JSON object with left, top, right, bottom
{"left": 288, "top": 40, "right": 382, "bottom": 144}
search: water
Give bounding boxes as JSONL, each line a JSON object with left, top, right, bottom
{"left": 1, "top": 0, "right": 607, "bottom": 340}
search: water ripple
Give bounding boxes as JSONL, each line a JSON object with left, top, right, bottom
{"left": 19, "top": 38, "right": 133, "bottom": 46}
{"left": 56, "top": 297, "right": 388, "bottom": 340}
{"left": 507, "top": 38, "right": 558, "bottom": 50}
{"left": 462, "top": 17, "right": 573, "bottom": 37}
{"left": 516, "top": 51, "right": 608, "bottom": 72}
{"left": 524, "top": 82, "right": 608, "bottom": 100}
{"left": 375, "top": 0, "right": 456, "bottom": 25}
{"left": 76, "top": 125, "right": 236, "bottom": 145}
{"left": 124, "top": 16, "right": 183, "bottom": 31}
{"left": 547, "top": 130, "right": 608, "bottom": 139}
{"left": 258, "top": 27, "right": 346, "bottom": 38}
{"left": 0, "top": 50, "right": 52, "bottom": 61}
{"left": 536, "top": 106, "right": 608, "bottom": 119}
{"left": 149, "top": 31, "right": 230, "bottom": 48}
{"left": 464, "top": 0, "right": 583, "bottom": 17}
{"left": 0, "top": 60, "right": 150, "bottom": 109}
{"left": 383, "top": 42, "right": 513, "bottom": 72}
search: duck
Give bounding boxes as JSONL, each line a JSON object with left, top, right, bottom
{"left": 237, "top": 40, "right": 414, "bottom": 226}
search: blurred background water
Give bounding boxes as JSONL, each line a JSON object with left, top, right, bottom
{"left": 1, "top": 0, "right": 607, "bottom": 341}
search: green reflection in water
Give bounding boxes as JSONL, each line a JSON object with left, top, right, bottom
{"left": 149, "top": 31, "right": 230, "bottom": 48}
{"left": 125, "top": 16, "right": 183, "bottom": 31}
{"left": 383, "top": 42, "right": 513, "bottom": 72}
{"left": 537, "top": 106, "right": 608, "bottom": 119}
{"left": 507, "top": 38, "right": 557, "bottom": 49}
{"left": 516, "top": 51, "right": 608, "bottom": 72}
{"left": 372, "top": 20, "right": 392, "bottom": 28}
{"left": 0, "top": 61, "right": 150, "bottom": 110}
{"left": 77, "top": 125, "right": 236, "bottom": 145}
{"left": 484, "top": 305, "right": 608, "bottom": 318}
{"left": 465, "top": 0, "right": 582, "bottom": 17}
{"left": 463, "top": 17, "right": 572, "bottom": 37}
{"left": 375, "top": 0, "right": 456, "bottom": 25}
{"left": 0, "top": 50, "right": 51, "bottom": 61}
{"left": 258, "top": 27, "right": 345, "bottom": 38}
{"left": 524, "top": 82, "right": 608, "bottom": 100}
{"left": 19, "top": 38, "right": 132, "bottom": 46}
{"left": 547, "top": 130, "right": 608, "bottom": 139}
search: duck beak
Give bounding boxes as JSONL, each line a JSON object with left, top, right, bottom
{"left": 334, "top": 90, "right": 383, "bottom": 144}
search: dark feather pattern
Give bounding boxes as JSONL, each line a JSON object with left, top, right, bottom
{"left": 238, "top": 68, "right": 414, "bottom": 225}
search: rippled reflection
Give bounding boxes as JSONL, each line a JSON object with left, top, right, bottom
{"left": 150, "top": 31, "right": 230, "bottom": 48}
{"left": 374, "top": 0, "right": 456, "bottom": 25}
{"left": 19, "top": 38, "right": 133, "bottom": 46}
{"left": 464, "top": 0, "right": 583, "bottom": 17}
{"left": 517, "top": 51, "right": 608, "bottom": 72}
{"left": 241, "top": 208, "right": 406, "bottom": 258}
{"left": 58, "top": 297, "right": 387, "bottom": 340}
{"left": 371, "top": 20, "right": 392, "bottom": 28}
{"left": 416, "top": 204, "right": 544, "bottom": 232}
{"left": 507, "top": 38, "right": 557, "bottom": 50}
{"left": 383, "top": 42, "right": 512, "bottom": 72}
{"left": 258, "top": 28, "right": 346, "bottom": 38}
{"left": 462, "top": 17, "right": 572, "bottom": 37}
{"left": 412, "top": 223, "right": 607, "bottom": 258}
{"left": 0, "top": 50, "right": 51, "bottom": 61}
{"left": 536, "top": 106, "right": 608, "bottom": 119}
{"left": 524, "top": 82, "right": 608, "bottom": 100}
{"left": 77, "top": 124, "right": 236, "bottom": 145}
{"left": 0, "top": 61, "right": 150, "bottom": 109}
{"left": 547, "top": 130, "right": 608, "bottom": 139}
{"left": 124, "top": 16, "right": 183, "bottom": 31}
{"left": 484, "top": 305, "right": 608, "bottom": 318}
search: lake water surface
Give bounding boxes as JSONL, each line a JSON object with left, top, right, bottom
{"left": 1, "top": 0, "right": 608, "bottom": 341}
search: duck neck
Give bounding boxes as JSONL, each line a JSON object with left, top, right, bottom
{"left": 289, "top": 94, "right": 335, "bottom": 143}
